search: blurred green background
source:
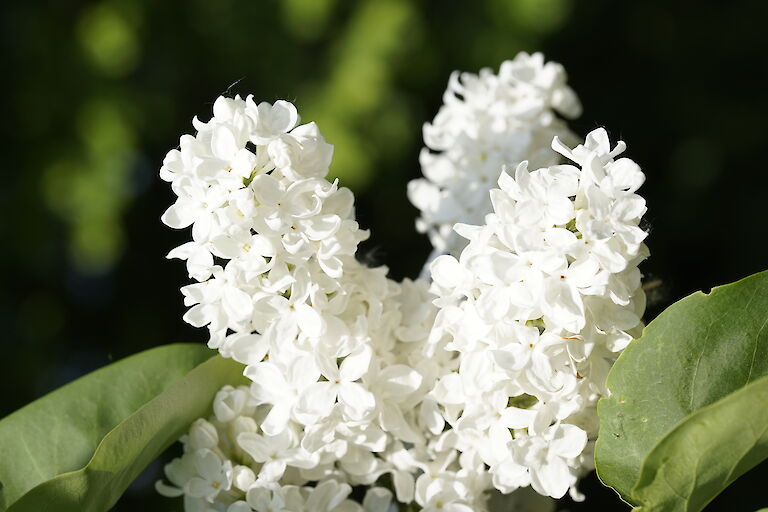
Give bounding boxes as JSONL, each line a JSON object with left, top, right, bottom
{"left": 1, "top": 0, "right": 767, "bottom": 510}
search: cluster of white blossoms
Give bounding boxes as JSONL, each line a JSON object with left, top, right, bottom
{"left": 158, "top": 52, "right": 649, "bottom": 512}
{"left": 408, "top": 52, "right": 582, "bottom": 260}
{"left": 427, "top": 127, "right": 648, "bottom": 499}
{"left": 159, "top": 94, "right": 368, "bottom": 356}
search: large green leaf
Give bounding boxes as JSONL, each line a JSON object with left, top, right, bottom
{"left": 630, "top": 374, "right": 768, "bottom": 512}
{"left": 596, "top": 270, "right": 768, "bottom": 507}
{"left": 0, "top": 344, "right": 246, "bottom": 512}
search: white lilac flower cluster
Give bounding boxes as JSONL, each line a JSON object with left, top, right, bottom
{"left": 158, "top": 52, "right": 649, "bottom": 512}
{"left": 408, "top": 52, "right": 582, "bottom": 260}
{"left": 427, "top": 128, "right": 648, "bottom": 499}
{"left": 159, "top": 94, "right": 367, "bottom": 355}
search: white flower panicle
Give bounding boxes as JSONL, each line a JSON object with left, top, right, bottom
{"left": 427, "top": 128, "right": 649, "bottom": 499}
{"left": 408, "top": 52, "right": 582, "bottom": 259}
{"left": 160, "top": 95, "right": 374, "bottom": 357}
{"left": 160, "top": 83, "right": 650, "bottom": 510}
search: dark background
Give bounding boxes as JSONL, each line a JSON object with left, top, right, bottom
{"left": 1, "top": 0, "right": 766, "bottom": 510}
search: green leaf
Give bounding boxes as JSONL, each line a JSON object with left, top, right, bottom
{"left": 0, "top": 344, "right": 246, "bottom": 512}
{"left": 631, "top": 374, "right": 768, "bottom": 512}
{"left": 595, "top": 270, "right": 768, "bottom": 509}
